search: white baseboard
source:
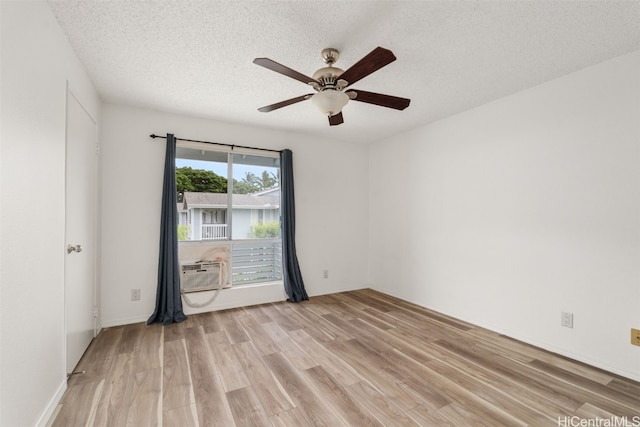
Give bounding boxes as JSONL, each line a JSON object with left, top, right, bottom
{"left": 99, "top": 283, "right": 368, "bottom": 328}
{"left": 101, "top": 282, "right": 287, "bottom": 327}
{"left": 308, "top": 284, "right": 368, "bottom": 297}
{"left": 36, "top": 378, "right": 66, "bottom": 427}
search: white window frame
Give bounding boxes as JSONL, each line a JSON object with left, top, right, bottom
{"left": 176, "top": 142, "right": 282, "bottom": 286}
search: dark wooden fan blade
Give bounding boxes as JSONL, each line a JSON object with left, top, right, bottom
{"left": 346, "top": 89, "right": 410, "bottom": 110}
{"left": 253, "top": 58, "right": 319, "bottom": 85}
{"left": 328, "top": 112, "right": 344, "bottom": 126}
{"left": 258, "top": 94, "right": 312, "bottom": 112}
{"left": 339, "top": 47, "right": 396, "bottom": 87}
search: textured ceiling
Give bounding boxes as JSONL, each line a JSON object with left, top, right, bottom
{"left": 48, "top": 1, "right": 640, "bottom": 144}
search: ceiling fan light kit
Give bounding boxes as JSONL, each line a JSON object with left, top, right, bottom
{"left": 310, "top": 90, "right": 349, "bottom": 117}
{"left": 253, "top": 46, "right": 410, "bottom": 126}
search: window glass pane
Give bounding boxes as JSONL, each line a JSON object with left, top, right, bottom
{"left": 175, "top": 146, "right": 282, "bottom": 287}
{"left": 175, "top": 147, "right": 229, "bottom": 241}
{"left": 231, "top": 153, "right": 280, "bottom": 240}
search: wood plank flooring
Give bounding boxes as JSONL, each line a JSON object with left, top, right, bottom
{"left": 50, "top": 289, "right": 640, "bottom": 426}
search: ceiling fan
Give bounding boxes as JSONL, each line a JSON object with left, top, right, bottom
{"left": 253, "top": 47, "right": 411, "bottom": 126}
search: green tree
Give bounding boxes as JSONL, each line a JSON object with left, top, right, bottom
{"left": 259, "top": 170, "right": 278, "bottom": 190}
{"left": 176, "top": 167, "right": 227, "bottom": 201}
{"left": 242, "top": 171, "right": 259, "bottom": 187}
{"left": 177, "top": 224, "right": 191, "bottom": 241}
{"left": 233, "top": 170, "right": 278, "bottom": 194}
{"left": 248, "top": 221, "right": 281, "bottom": 238}
{"left": 232, "top": 179, "right": 256, "bottom": 194}
{"left": 176, "top": 169, "right": 195, "bottom": 201}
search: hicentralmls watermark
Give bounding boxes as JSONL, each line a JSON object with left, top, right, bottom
{"left": 557, "top": 416, "right": 640, "bottom": 427}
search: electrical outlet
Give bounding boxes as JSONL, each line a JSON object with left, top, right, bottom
{"left": 131, "top": 289, "right": 140, "bottom": 301}
{"left": 631, "top": 328, "right": 640, "bottom": 346}
{"left": 323, "top": 269, "right": 329, "bottom": 279}
{"left": 561, "top": 312, "right": 573, "bottom": 328}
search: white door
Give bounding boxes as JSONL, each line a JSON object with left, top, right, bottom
{"left": 65, "top": 91, "right": 97, "bottom": 374}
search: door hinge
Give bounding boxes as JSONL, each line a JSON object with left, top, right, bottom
{"left": 93, "top": 306, "right": 99, "bottom": 318}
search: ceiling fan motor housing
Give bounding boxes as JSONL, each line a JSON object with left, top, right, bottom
{"left": 312, "top": 66, "right": 345, "bottom": 88}
{"left": 312, "top": 48, "right": 348, "bottom": 90}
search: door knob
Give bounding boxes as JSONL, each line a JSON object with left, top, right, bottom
{"left": 67, "top": 244, "right": 82, "bottom": 254}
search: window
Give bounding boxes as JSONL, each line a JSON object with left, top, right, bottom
{"left": 176, "top": 144, "right": 281, "bottom": 285}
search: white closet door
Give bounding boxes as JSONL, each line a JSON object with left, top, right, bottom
{"left": 64, "top": 91, "right": 97, "bottom": 374}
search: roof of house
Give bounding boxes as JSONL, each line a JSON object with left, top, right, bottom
{"left": 253, "top": 187, "right": 280, "bottom": 197}
{"left": 183, "top": 191, "right": 279, "bottom": 209}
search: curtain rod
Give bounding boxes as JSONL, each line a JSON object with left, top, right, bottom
{"left": 149, "top": 134, "right": 282, "bottom": 154}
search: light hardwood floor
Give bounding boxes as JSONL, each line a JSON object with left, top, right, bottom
{"left": 51, "top": 289, "right": 640, "bottom": 426}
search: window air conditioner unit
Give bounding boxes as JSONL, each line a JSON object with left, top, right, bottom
{"left": 180, "top": 262, "right": 230, "bottom": 293}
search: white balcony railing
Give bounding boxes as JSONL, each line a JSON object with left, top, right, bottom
{"left": 232, "top": 240, "right": 282, "bottom": 285}
{"left": 201, "top": 224, "right": 228, "bottom": 240}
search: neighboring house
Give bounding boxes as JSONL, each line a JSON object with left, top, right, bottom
{"left": 179, "top": 189, "right": 280, "bottom": 240}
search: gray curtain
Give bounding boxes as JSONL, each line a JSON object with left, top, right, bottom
{"left": 147, "top": 133, "right": 187, "bottom": 325}
{"left": 280, "top": 149, "right": 308, "bottom": 302}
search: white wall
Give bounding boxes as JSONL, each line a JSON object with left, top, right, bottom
{"left": 100, "top": 104, "right": 369, "bottom": 326}
{"left": 369, "top": 50, "right": 640, "bottom": 380}
{"left": 0, "top": 1, "right": 100, "bottom": 425}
